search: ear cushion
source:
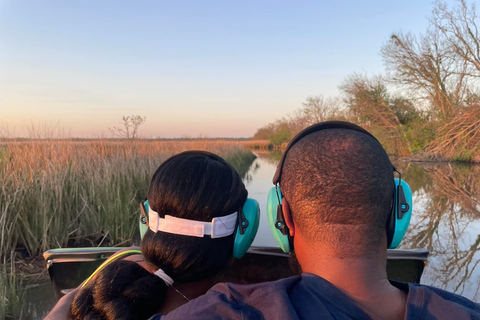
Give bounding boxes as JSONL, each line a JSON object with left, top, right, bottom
{"left": 267, "top": 187, "right": 291, "bottom": 253}
{"left": 388, "top": 178, "right": 413, "bottom": 249}
{"left": 233, "top": 198, "right": 260, "bottom": 259}
{"left": 139, "top": 200, "right": 149, "bottom": 240}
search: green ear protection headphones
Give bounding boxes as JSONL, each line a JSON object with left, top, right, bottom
{"left": 139, "top": 151, "right": 260, "bottom": 259}
{"left": 266, "top": 121, "right": 412, "bottom": 253}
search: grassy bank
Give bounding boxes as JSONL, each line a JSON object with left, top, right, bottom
{"left": 0, "top": 139, "right": 256, "bottom": 318}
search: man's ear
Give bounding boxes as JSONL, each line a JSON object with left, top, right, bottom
{"left": 282, "top": 197, "right": 295, "bottom": 237}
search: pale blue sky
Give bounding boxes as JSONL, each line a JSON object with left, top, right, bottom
{"left": 0, "top": 1, "right": 446, "bottom": 138}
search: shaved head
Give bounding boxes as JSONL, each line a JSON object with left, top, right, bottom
{"left": 281, "top": 128, "right": 394, "bottom": 257}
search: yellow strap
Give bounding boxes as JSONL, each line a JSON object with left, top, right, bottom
{"left": 81, "top": 249, "right": 142, "bottom": 288}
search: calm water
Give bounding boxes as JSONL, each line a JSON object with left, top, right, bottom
{"left": 20, "top": 152, "right": 480, "bottom": 318}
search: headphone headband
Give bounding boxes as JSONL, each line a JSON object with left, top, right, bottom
{"left": 272, "top": 121, "right": 382, "bottom": 184}
{"left": 148, "top": 207, "right": 238, "bottom": 239}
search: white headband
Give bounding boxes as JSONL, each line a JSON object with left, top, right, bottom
{"left": 148, "top": 207, "right": 237, "bottom": 239}
{"left": 154, "top": 268, "right": 174, "bottom": 286}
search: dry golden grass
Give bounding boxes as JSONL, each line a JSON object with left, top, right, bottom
{"left": 427, "top": 104, "right": 480, "bottom": 161}
{"left": 0, "top": 139, "right": 255, "bottom": 260}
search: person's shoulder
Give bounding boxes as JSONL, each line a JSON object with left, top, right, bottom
{"left": 209, "top": 274, "right": 302, "bottom": 302}
{"left": 151, "top": 276, "right": 302, "bottom": 320}
{"left": 406, "top": 283, "right": 480, "bottom": 319}
{"left": 410, "top": 283, "right": 480, "bottom": 309}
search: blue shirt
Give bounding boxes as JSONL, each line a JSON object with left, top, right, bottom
{"left": 150, "top": 273, "right": 480, "bottom": 319}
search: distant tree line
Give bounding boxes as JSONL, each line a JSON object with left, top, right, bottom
{"left": 254, "top": 0, "right": 480, "bottom": 161}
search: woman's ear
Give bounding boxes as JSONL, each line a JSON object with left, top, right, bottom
{"left": 282, "top": 197, "right": 295, "bottom": 237}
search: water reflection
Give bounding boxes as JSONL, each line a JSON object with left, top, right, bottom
{"left": 245, "top": 155, "right": 480, "bottom": 302}
{"left": 244, "top": 152, "right": 280, "bottom": 248}
{"left": 17, "top": 282, "right": 57, "bottom": 320}
{"left": 397, "top": 162, "right": 480, "bottom": 301}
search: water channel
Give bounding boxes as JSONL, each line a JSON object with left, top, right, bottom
{"left": 18, "top": 152, "right": 480, "bottom": 318}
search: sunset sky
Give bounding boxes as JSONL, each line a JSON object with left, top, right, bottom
{"left": 0, "top": 1, "right": 449, "bottom": 138}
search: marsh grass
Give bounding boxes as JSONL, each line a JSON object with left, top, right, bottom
{"left": 0, "top": 139, "right": 256, "bottom": 318}
{"left": 1, "top": 253, "right": 22, "bottom": 320}
{"left": 0, "top": 139, "right": 255, "bottom": 258}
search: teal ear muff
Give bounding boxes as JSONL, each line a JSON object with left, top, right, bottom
{"left": 266, "top": 187, "right": 291, "bottom": 253}
{"left": 139, "top": 198, "right": 260, "bottom": 259}
{"left": 139, "top": 200, "right": 149, "bottom": 240}
{"left": 233, "top": 198, "right": 260, "bottom": 259}
{"left": 387, "top": 178, "right": 413, "bottom": 249}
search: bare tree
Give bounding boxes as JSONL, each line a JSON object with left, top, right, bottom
{"left": 109, "top": 115, "right": 146, "bottom": 140}
{"left": 432, "top": 0, "right": 480, "bottom": 77}
{"left": 301, "top": 95, "right": 341, "bottom": 124}
{"left": 382, "top": 0, "right": 480, "bottom": 119}
{"left": 381, "top": 29, "right": 466, "bottom": 119}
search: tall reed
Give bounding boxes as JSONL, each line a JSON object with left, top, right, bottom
{"left": 0, "top": 140, "right": 256, "bottom": 259}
